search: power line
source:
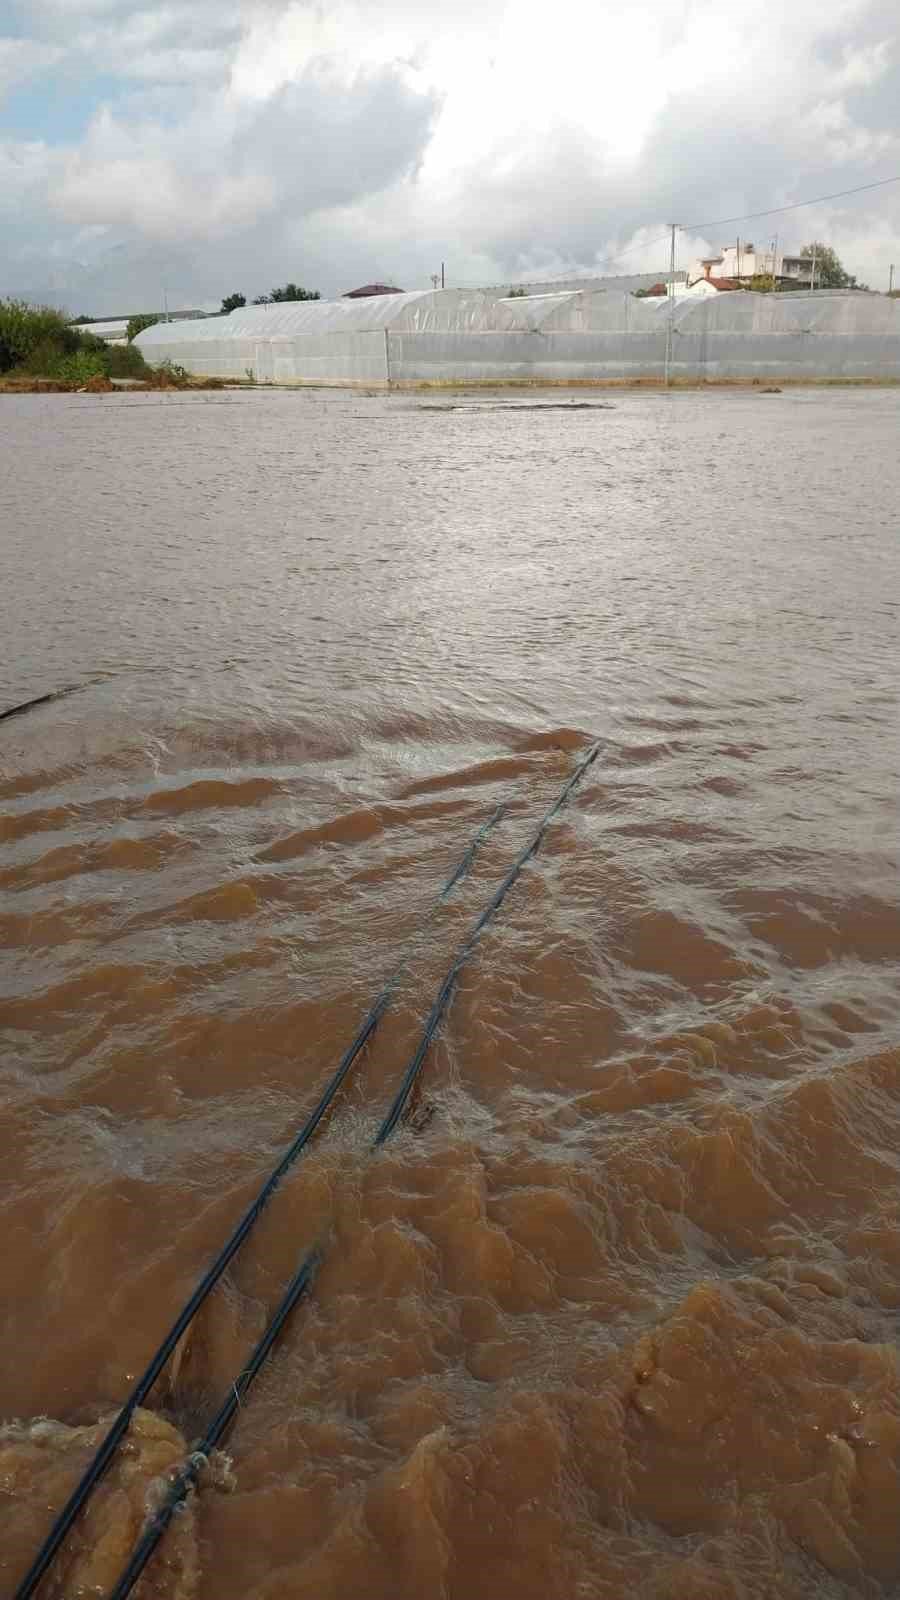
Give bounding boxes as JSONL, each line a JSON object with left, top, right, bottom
{"left": 454, "top": 231, "right": 674, "bottom": 290}
{"left": 683, "top": 173, "right": 900, "bottom": 235}
{"left": 455, "top": 172, "right": 900, "bottom": 292}
{"left": 578, "top": 231, "right": 676, "bottom": 272}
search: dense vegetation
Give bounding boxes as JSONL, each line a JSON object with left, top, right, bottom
{"left": 0, "top": 300, "right": 101, "bottom": 379}
{"left": 799, "top": 242, "right": 861, "bottom": 289}
{"left": 126, "top": 313, "right": 160, "bottom": 343}
{"left": 252, "top": 283, "right": 320, "bottom": 305}
{"left": 0, "top": 299, "right": 189, "bottom": 386}
{"left": 220, "top": 286, "right": 320, "bottom": 310}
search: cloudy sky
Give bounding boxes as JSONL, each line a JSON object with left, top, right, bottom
{"left": 1, "top": 0, "right": 898, "bottom": 311}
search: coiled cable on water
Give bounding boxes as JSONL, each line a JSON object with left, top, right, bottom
{"left": 13, "top": 801, "right": 505, "bottom": 1600}
{"left": 104, "top": 738, "right": 601, "bottom": 1600}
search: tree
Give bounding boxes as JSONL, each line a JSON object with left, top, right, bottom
{"left": 127, "top": 313, "right": 159, "bottom": 343}
{"left": 221, "top": 293, "right": 246, "bottom": 314}
{"left": 800, "top": 243, "right": 856, "bottom": 289}
{"left": 268, "top": 283, "right": 320, "bottom": 303}
{"left": 508, "top": 286, "right": 528, "bottom": 298}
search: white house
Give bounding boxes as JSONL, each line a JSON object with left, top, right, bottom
{"left": 690, "top": 243, "right": 813, "bottom": 287}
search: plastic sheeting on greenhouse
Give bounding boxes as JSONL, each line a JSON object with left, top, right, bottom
{"left": 136, "top": 287, "right": 900, "bottom": 386}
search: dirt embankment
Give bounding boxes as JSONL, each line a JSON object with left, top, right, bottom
{"left": 0, "top": 372, "right": 227, "bottom": 394}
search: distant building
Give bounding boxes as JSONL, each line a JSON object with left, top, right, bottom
{"left": 71, "top": 309, "right": 207, "bottom": 344}
{"left": 637, "top": 278, "right": 723, "bottom": 300}
{"left": 691, "top": 243, "right": 813, "bottom": 288}
{"left": 780, "top": 256, "right": 814, "bottom": 284}
{"left": 342, "top": 283, "right": 404, "bottom": 298}
{"left": 481, "top": 271, "right": 688, "bottom": 297}
{"left": 70, "top": 319, "right": 130, "bottom": 345}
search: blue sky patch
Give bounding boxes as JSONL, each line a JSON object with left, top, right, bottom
{"left": 2, "top": 69, "right": 123, "bottom": 143}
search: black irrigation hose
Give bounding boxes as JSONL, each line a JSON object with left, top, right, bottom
{"left": 375, "top": 738, "right": 601, "bottom": 1145}
{"left": 106, "top": 739, "right": 601, "bottom": 1600}
{"left": 0, "top": 685, "right": 84, "bottom": 724}
{"left": 13, "top": 802, "right": 505, "bottom": 1600}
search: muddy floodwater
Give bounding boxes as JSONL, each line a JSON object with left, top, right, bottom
{"left": 2, "top": 386, "right": 900, "bottom": 1600}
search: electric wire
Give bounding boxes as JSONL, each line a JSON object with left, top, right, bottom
{"left": 682, "top": 173, "right": 900, "bottom": 235}
{"left": 457, "top": 172, "right": 900, "bottom": 292}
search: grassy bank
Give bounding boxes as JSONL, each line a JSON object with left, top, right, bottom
{"left": 0, "top": 369, "right": 226, "bottom": 394}
{"left": 0, "top": 299, "right": 224, "bottom": 392}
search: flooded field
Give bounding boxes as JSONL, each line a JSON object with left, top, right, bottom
{"left": 2, "top": 386, "right": 900, "bottom": 1599}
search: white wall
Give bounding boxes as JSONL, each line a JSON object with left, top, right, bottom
{"left": 135, "top": 288, "right": 900, "bottom": 386}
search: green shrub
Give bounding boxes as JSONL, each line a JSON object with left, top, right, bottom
{"left": 127, "top": 313, "right": 160, "bottom": 343}
{"left": 0, "top": 298, "right": 121, "bottom": 379}
{"left": 19, "top": 343, "right": 108, "bottom": 384}
{"left": 145, "top": 357, "right": 190, "bottom": 387}
{"left": 106, "top": 342, "right": 148, "bottom": 378}
{"left": 0, "top": 299, "right": 79, "bottom": 372}
{"left": 57, "top": 350, "right": 108, "bottom": 384}
{"left": 19, "top": 336, "right": 67, "bottom": 377}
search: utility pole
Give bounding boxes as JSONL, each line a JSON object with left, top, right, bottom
{"left": 810, "top": 242, "right": 817, "bottom": 292}
{"left": 664, "top": 223, "right": 678, "bottom": 387}
{"left": 771, "top": 234, "right": 778, "bottom": 292}
{"left": 441, "top": 262, "right": 445, "bottom": 290}
{"left": 890, "top": 263, "right": 895, "bottom": 295}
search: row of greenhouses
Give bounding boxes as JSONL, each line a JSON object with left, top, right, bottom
{"left": 136, "top": 288, "right": 900, "bottom": 386}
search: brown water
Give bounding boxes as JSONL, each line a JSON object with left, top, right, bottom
{"left": 2, "top": 386, "right": 900, "bottom": 1599}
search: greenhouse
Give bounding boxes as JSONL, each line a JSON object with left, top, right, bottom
{"left": 135, "top": 287, "right": 900, "bottom": 387}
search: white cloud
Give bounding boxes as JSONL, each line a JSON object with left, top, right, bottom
{"left": 44, "top": 56, "right": 437, "bottom": 245}
{"left": 0, "top": 37, "right": 63, "bottom": 102}
{"left": 1, "top": 0, "right": 899, "bottom": 310}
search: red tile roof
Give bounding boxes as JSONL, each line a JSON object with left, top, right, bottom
{"left": 342, "top": 283, "right": 404, "bottom": 298}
